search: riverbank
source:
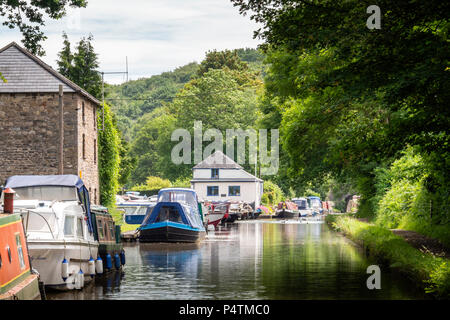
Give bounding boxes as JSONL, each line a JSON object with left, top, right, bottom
{"left": 326, "top": 214, "right": 450, "bottom": 299}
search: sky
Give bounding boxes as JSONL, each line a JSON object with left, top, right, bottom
{"left": 0, "top": 0, "right": 262, "bottom": 84}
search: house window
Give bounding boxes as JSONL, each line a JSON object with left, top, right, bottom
{"left": 228, "top": 186, "right": 241, "bottom": 196}
{"left": 82, "top": 134, "right": 86, "bottom": 159}
{"left": 82, "top": 102, "right": 85, "bottom": 124}
{"left": 211, "top": 168, "right": 219, "bottom": 179}
{"left": 94, "top": 188, "right": 97, "bottom": 204}
{"left": 207, "top": 186, "right": 219, "bottom": 196}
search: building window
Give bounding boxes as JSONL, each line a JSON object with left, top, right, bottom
{"left": 82, "top": 134, "right": 86, "bottom": 159}
{"left": 94, "top": 139, "right": 97, "bottom": 164}
{"left": 228, "top": 186, "right": 241, "bottom": 196}
{"left": 211, "top": 168, "right": 219, "bottom": 179}
{"left": 94, "top": 188, "right": 97, "bottom": 204}
{"left": 82, "top": 102, "right": 85, "bottom": 124}
{"left": 207, "top": 186, "right": 219, "bottom": 196}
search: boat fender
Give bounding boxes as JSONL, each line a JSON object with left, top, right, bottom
{"left": 88, "top": 257, "right": 96, "bottom": 278}
{"left": 61, "top": 258, "right": 69, "bottom": 281}
{"left": 120, "top": 250, "right": 126, "bottom": 266}
{"left": 95, "top": 256, "right": 103, "bottom": 275}
{"left": 79, "top": 269, "right": 85, "bottom": 288}
{"left": 105, "top": 253, "right": 112, "bottom": 270}
{"left": 114, "top": 253, "right": 121, "bottom": 270}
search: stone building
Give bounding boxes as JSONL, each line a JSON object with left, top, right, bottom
{"left": 0, "top": 42, "right": 100, "bottom": 204}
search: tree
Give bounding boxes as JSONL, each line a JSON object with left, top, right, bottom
{"left": 232, "top": 1, "right": 449, "bottom": 216}
{"left": 56, "top": 32, "right": 74, "bottom": 79}
{"left": 197, "top": 49, "right": 249, "bottom": 77}
{"left": 0, "top": 0, "right": 87, "bottom": 56}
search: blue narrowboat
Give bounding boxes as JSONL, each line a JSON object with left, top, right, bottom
{"left": 138, "top": 188, "right": 206, "bottom": 243}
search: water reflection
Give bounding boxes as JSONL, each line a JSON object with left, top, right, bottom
{"left": 47, "top": 220, "right": 425, "bottom": 300}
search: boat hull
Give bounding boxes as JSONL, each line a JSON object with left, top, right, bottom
{"left": 139, "top": 222, "right": 206, "bottom": 243}
{"left": 27, "top": 240, "right": 98, "bottom": 290}
{"left": 275, "top": 209, "right": 298, "bottom": 219}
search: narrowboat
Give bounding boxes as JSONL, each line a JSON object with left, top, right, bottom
{"left": 90, "top": 205, "right": 126, "bottom": 273}
{"left": 5, "top": 175, "right": 99, "bottom": 290}
{"left": 307, "top": 196, "right": 323, "bottom": 216}
{"left": 292, "top": 197, "right": 311, "bottom": 217}
{"left": 275, "top": 201, "right": 299, "bottom": 219}
{"left": 138, "top": 188, "right": 206, "bottom": 243}
{"left": 0, "top": 210, "right": 41, "bottom": 300}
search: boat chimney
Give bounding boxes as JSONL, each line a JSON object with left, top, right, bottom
{"left": 3, "top": 187, "right": 15, "bottom": 214}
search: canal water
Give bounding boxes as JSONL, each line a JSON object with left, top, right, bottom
{"left": 47, "top": 219, "right": 425, "bottom": 300}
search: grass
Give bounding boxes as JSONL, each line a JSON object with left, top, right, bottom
{"left": 326, "top": 214, "right": 450, "bottom": 298}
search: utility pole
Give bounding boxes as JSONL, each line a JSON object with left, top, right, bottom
{"left": 58, "top": 85, "right": 64, "bottom": 174}
{"left": 98, "top": 67, "right": 129, "bottom": 130}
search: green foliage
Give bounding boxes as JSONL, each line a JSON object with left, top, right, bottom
{"left": 327, "top": 215, "right": 450, "bottom": 298}
{"left": 132, "top": 176, "right": 172, "bottom": 192}
{"left": 97, "top": 104, "right": 121, "bottom": 207}
{"left": 261, "top": 180, "right": 284, "bottom": 207}
{"left": 0, "top": 0, "right": 87, "bottom": 56}
{"left": 106, "top": 62, "right": 199, "bottom": 139}
{"left": 197, "top": 49, "right": 250, "bottom": 77}
{"left": 172, "top": 177, "right": 192, "bottom": 188}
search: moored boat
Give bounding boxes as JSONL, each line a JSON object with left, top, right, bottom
{"left": 205, "top": 202, "right": 229, "bottom": 230}
{"left": 0, "top": 208, "right": 41, "bottom": 300}
{"left": 138, "top": 188, "right": 206, "bottom": 243}
{"left": 5, "top": 175, "right": 99, "bottom": 290}
{"left": 307, "top": 196, "right": 323, "bottom": 216}
{"left": 292, "top": 197, "right": 311, "bottom": 217}
{"left": 275, "top": 201, "right": 299, "bottom": 219}
{"left": 90, "top": 205, "right": 125, "bottom": 273}
{"left": 117, "top": 202, "right": 156, "bottom": 225}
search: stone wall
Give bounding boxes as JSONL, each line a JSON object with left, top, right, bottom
{"left": 0, "top": 92, "right": 99, "bottom": 204}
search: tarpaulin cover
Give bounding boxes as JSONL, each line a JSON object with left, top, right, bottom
{"left": 5, "top": 175, "right": 94, "bottom": 232}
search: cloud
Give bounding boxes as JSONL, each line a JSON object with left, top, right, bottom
{"left": 0, "top": 0, "right": 262, "bottom": 84}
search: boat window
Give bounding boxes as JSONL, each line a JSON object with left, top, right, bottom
{"left": 108, "top": 221, "right": 115, "bottom": 239}
{"left": 77, "top": 218, "right": 84, "bottom": 238}
{"left": 0, "top": 253, "right": 2, "bottom": 269}
{"left": 15, "top": 233, "right": 25, "bottom": 269}
{"left": 6, "top": 245, "right": 11, "bottom": 263}
{"left": 97, "top": 218, "right": 104, "bottom": 239}
{"left": 23, "top": 212, "right": 57, "bottom": 233}
{"left": 64, "top": 216, "right": 75, "bottom": 236}
{"left": 13, "top": 186, "right": 78, "bottom": 202}
{"left": 294, "top": 200, "right": 307, "bottom": 209}
{"left": 155, "top": 207, "right": 169, "bottom": 222}
{"left": 158, "top": 190, "right": 197, "bottom": 208}
{"left": 309, "top": 198, "right": 321, "bottom": 208}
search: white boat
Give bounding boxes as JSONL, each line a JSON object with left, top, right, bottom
{"left": 4, "top": 175, "right": 99, "bottom": 290}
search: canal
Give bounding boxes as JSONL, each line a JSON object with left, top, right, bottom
{"left": 47, "top": 219, "right": 425, "bottom": 300}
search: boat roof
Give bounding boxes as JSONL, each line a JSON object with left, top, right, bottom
{"left": 158, "top": 188, "right": 196, "bottom": 194}
{"left": 5, "top": 174, "right": 85, "bottom": 189}
{"left": 307, "top": 196, "right": 321, "bottom": 199}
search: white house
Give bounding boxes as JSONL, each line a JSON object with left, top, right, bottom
{"left": 190, "top": 151, "right": 264, "bottom": 208}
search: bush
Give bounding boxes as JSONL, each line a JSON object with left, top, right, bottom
{"left": 132, "top": 176, "right": 172, "bottom": 192}
{"left": 261, "top": 180, "right": 284, "bottom": 206}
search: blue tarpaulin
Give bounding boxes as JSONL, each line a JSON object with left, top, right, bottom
{"left": 5, "top": 174, "right": 94, "bottom": 232}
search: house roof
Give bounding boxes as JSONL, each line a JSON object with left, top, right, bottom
{"left": 193, "top": 150, "right": 243, "bottom": 169}
{"left": 0, "top": 42, "right": 100, "bottom": 105}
